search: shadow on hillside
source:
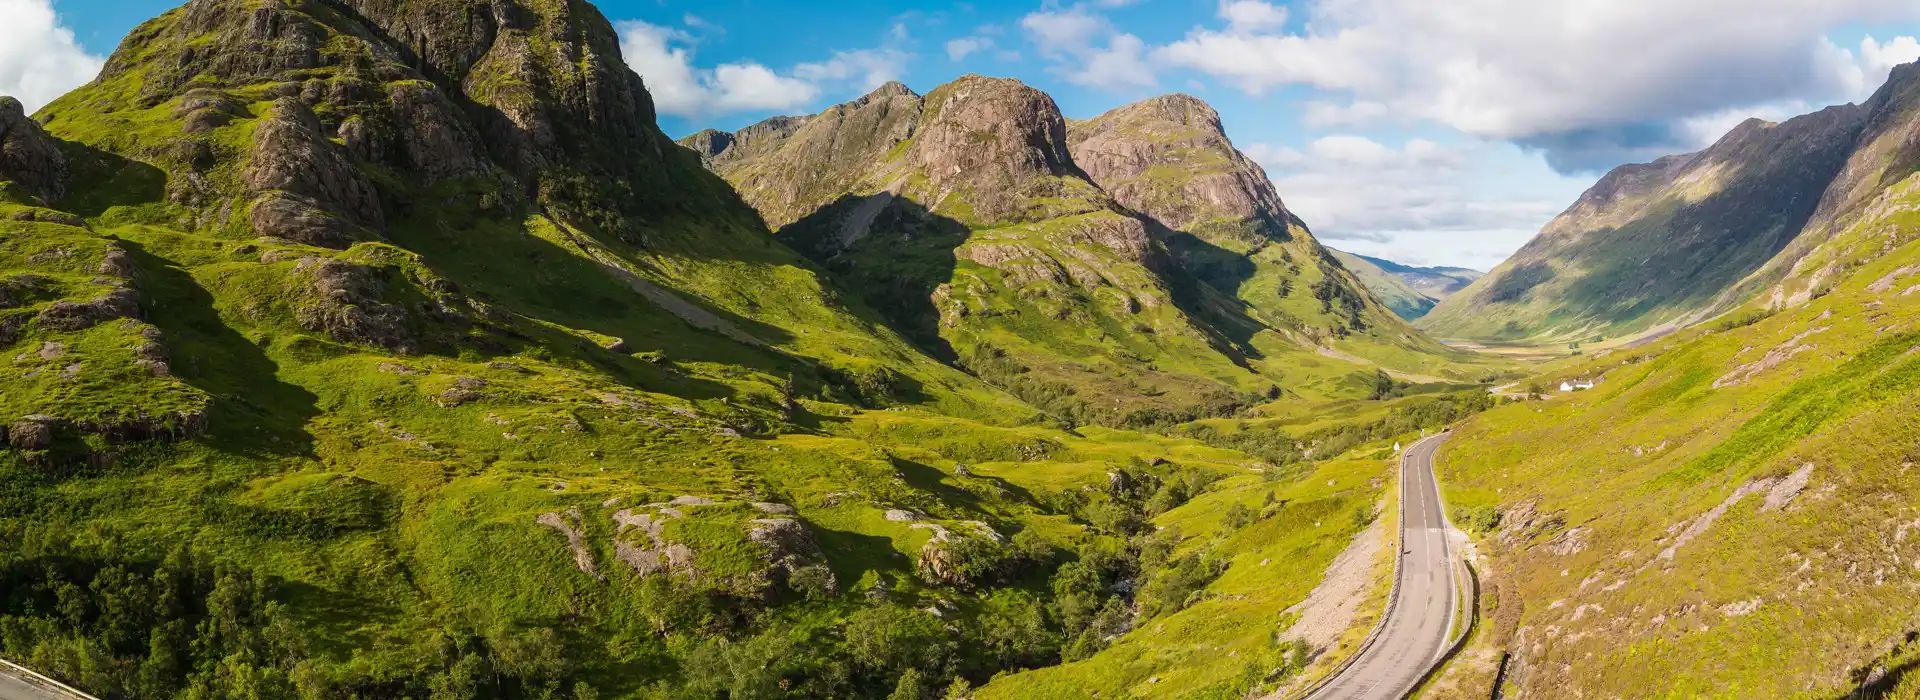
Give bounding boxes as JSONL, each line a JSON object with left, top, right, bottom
{"left": 778, "top": 193, "right": 967, "bottom": 364}
{"left": 54, "top": 141, "right": 167, "bottom": 218}
{"left": 1838, "top": 631, "right": 1920, "bottom": 699}
{"left": 814, "top": 525, "right": 908, "bottom": 592}
{"left": 121, "top": 242, "right": 321, "bottom": 460}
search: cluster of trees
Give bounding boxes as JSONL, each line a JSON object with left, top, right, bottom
{"left": 0, "top": 532, "right": 592, "bottom": 700}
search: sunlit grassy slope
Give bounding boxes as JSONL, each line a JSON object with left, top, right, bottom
{"left": 1433, "top": 172, "right": 1920, "bottom": 697}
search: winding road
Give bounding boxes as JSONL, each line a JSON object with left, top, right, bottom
{"left": 1305, "top": 433, "right": 1460, "bottom": 700}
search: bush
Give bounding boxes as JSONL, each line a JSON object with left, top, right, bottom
{"left": 1223, "top": 502, "right": 1255, "bottom": 529}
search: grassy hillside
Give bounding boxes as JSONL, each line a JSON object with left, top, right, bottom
{"left": 1429, "top": 170, "right": 1920, "bottom": 697}
{"left": 0, "top": 1, "right": 1508, "bottom": 698}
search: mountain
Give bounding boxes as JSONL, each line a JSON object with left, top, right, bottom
{"left": 1429, "top": 142, "right": 1920, "bottom": 696}
{"left": 1423, "top": 62, "right": 1920, "bottom": 343}
{"left": 688, "top": 85, "right": 1490, "bottom": 423}
{"left": 1329, "top": 249, "right": 1481, "bottom": 320}
{"left": 0, "top": 2, "right": 1495, "bottom": 698}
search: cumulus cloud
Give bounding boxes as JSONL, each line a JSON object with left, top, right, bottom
{"left": 619, "top": 20, "right": 910, "bottom": 119}
{"left": 1218, "top": 0, "right": 1288, "bottom": 34}
{"left": 1155, "top": 0, "right": 1920, "bottom": 173}
{"left": 1248, "top": 136, "right": 1578, "bottom": 269}
{"left": 948, "top": 36, "right": 993, "bottom": 61}
{"left": 1021, "top": 4, "right": 1157, "bottom": 90}
{"left": 0, "top": 0, "right": 104, "bottom": 112}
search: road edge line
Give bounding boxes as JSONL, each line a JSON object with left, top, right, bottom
{"left": 1288, "top": 434, "right": 1431, "bottom": 700}
{"left": 0, "top": 657, "right": 102, "bottom": 700}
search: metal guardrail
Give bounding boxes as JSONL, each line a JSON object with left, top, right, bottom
{"left": 1412, "top": 559, "right": 1481, "bottom": 694}
{"left": 1287, "top": 435, "right": 1432, "bottom": 700}
{"left": 0, "top": 657, "right": 101, "bottom": 700}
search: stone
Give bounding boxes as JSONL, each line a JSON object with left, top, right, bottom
{"left": 0, "top": 96, "right": 67, "bottom": 205}
{"left": 8, "top": 415, "right": 57, "bottom": 450}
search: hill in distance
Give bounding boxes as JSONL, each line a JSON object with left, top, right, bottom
{"left": 1424, "top": 61, "right": 1920, "bottom": 345}
{"left": 1329, "top": 248, "right": 1480, "bottom": 320}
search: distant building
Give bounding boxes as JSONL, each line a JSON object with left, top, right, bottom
{"left": 1560, "top": 380, "right": 1596, "bottom": 392}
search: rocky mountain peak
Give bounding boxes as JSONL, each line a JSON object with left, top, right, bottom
{"left": 907, "top": 75, "right": 1092, "bottom": 224}
{"left": 0, "top": 96, "right": 65, "bottom": 205}
{"left": 1067, "top": 92, "right": 1290, "bottom": 239}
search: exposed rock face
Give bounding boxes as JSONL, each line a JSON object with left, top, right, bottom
{"left": 1069, "top": 94, "right": 1292, "bottom": 240}
{"left": 714, "top": 82, "right": 924, "bottom": 229}
{"left": 676, "top": 129, "right": 734, "bottom": 165}
{"left": 245, "top": 98, "right": 385, "bottom": 248}
{"left": 291, "top": 256, "right": 414, "bottom": 353}
{"left": 1425, "top": 60, "right": 1920, "bottom": 342}
{"left": 906, "top": 76, "right": 1097, "bottom": 226}
{"left": 0, "top": 97, "right": 66, "bottom": 205}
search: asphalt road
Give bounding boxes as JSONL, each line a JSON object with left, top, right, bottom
{"left": 1305, "top": 433, "right": 1458, "bottom": 700}
{"left": 0, "top": 662, "right": 89, "bottom": 700}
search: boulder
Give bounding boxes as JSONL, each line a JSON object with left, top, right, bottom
{"left": 0, "top": 96, "right": 66, "bottom": 205}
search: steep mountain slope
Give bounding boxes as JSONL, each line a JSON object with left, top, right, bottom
{"left": 0, "top": 2, "right": 1462, "bottom": 699}
{"left": 1428, "top": 164, "right": 1920, "bottom": 697}
{"left": 1063, "top": 95, "right": 1477, "bottom": 378}
{"left": 689, "top": 85, "right": 1492, "bottom": 425}
{"left": 1424, "top": 63, "right": 1920, "bottom": 343}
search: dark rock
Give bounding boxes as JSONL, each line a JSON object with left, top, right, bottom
{"left": 291, "top": 256, "right": 413, "bottom": 353}
{"left": 35, "top": 288, "right": 140, "bottom": 331}
{"left": 244, "top": 97, "right": 384, "bottom": 248}
{"left": 8, "top": 415, "right": 57, "bottom": 450}
{"left": 0, "top": 96, "right": 67, "bottom": 205}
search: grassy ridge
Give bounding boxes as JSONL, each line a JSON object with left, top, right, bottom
{"left": 1432, "top": 173, "right": 1920, "bottom": 697}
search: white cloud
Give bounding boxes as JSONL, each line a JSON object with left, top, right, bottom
{"left": 619, "top": 20, "right": 911, "bottom": 119}
{"left": 0, "top": 0, "right": 104, "bottom": 112}
{"left": 1021, "top": 4, "right": 1158, "bottom": 90}
{"left": 1154, "top": 0, "right": 1920, "bottom": 172}
{"left": 794, "top": 48, "right": 912, "bottom": 90}
{"left": 1021, "top": 6, "right": 1110, "bottom": 57}
{"left": 947, "top": 36, "right": 993, "bottom": 61}
{"left": 1248, "top": 136, "right": 1580, "bottom": 269}
{"left": 619, "top": 21, "right": 817, "bottom": 117}
{"left": 1218, "top": 0, "right": 1288, "bottom": 34}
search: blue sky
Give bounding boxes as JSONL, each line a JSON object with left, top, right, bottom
{"left": 15, "top": 0, "right": 1920, "bottom": 269}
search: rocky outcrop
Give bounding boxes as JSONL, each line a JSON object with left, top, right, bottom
{"left": 1069, "top": 93, "right": 1292, "bottom": 240}
{"left": 611, "top": 499, "right": 831, "bottom": 599}
{"left": 676, "top": 129, "right": 733, "bottom": 165}
{"left": 290, "top": 256, "right": 413, "bottom": 353}
{"left": 0, "top": 97, "right": 66, "bottom": 205}
{"left": 245, "top": 98, "right": 384, "bottom": 248}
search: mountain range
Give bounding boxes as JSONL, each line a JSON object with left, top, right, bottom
{"left": 1328, "top": 249, "right": 1480, "bottom": 320}
{"left": 1424, "top": 61, "right": 1920, "bottom": 344}
{"left": 6, "top": 0, "right": 1920, "bottom": 698}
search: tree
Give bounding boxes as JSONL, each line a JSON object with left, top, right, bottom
{"left": 888, "top": 669, "right": 927, "bottom": 700}
{"left": 1223, "top": 502, "right": 1255, "bottom": 529}
{"left": 1525, "top": 383, "right": 1545, "bottom": 400}
{"left": 1369, "top": 370, "right": 1399, "bottom": 400}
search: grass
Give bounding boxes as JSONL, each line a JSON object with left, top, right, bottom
{"left": 1429, "top": 173, "right": 1920, "bottom": 698}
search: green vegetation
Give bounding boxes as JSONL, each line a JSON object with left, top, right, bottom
{"left": 1430, "top": 172, "right": 1920, "bottom": 697}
